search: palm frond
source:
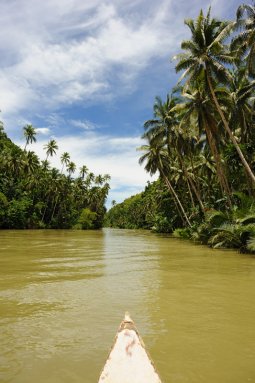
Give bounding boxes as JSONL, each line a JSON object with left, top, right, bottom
{"left": 184, "top": 18, "right": 195, "bottom": 33}
{"left": 181, "top": 40, "right": 200, "bottom": 52}
{"left": 208, "top": 21, "right": 236, "bottom": 50}
{"left": 237, "top": 4, "right": 255, "bottom": 20}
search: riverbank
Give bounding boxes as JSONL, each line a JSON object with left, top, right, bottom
{"left": 105, "top": 184, "right": 255, "bottom": 254}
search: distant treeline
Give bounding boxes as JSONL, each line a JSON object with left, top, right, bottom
{"left": 0, "top": 123, "right": 110, "bottom": 229}
{"left": 105, "top": 5, "right": 255, "bottom": 253}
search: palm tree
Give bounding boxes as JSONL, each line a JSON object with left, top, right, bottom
{"left": 85, "top": 172, "right": 95, "bottom": 187}
{"left": 22, "top": 151, "right": 40, "bottom": 175}
{"left": 103, "top": 174, "right": 111, "bottom": 183}
{"left": 95, "top": 174, "right": 104, "bottom": 185}
{"left": 60, "top": 152, "right": 70, "bottom": 173}
{"left": 173, "top": 85, "right": 232, "bottom": 205}
{"left": 138, "top": 137, "right": 192, "bottom": 227}
{"left": 67, "top": 161, "right": 76, "bottom": 177}
{"left": 44, "top": 139, "right": 58, "bottom": 161}
{"left": 219, "top": 66, "right": 255, "bottom": 142}
{"left": 41, "top": 160, "right": 50, "bottom": 171}
{"left": 23, "top": 124, "right": 37, "bottom": 150}
{"left": 144, "top": 95, "right": 205, "bottom": 211}
{"left": 175, "top": 8, "right": 255, "bottom": 185}
{"left": 232, "top": 3, "right": 255, "bottom": 77}
{"left": 79, "top": 165, "right": 88, "bottom": 179}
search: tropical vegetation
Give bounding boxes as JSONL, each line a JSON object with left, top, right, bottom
{"left": 105, "top": 4, "right": 255, "bottom": 253}
{"left": 0, "top": 122, "right": 110, "bottom": 229}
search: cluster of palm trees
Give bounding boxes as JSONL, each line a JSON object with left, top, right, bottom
{"left": 138, "top": 5, "right": 255, "bottom": 229}
{"left": 0, "top": 123, "right": 110, "bottom": 229}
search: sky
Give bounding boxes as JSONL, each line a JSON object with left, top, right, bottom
{"left": 0, "top": 0, "right": 243, "bottom": 207}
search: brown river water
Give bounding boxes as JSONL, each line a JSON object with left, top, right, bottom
{"left": 0, "top": 228, "right": 255, "bottom": 382}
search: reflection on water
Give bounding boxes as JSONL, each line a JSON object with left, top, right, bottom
{"left": 0, "top": 228, "right": 255, "bottom": 382}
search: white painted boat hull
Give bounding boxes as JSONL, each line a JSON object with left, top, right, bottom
{"left": 98, "top": 313, "right": 162, "bottom": 383}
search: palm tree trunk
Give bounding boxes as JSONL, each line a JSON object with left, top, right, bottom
{"left": 161, "top": 171, "right": 192, "bottom": 227}
{"left": 187, "top": 179, "right": 197, "bottom": 211}
{"left": 206, "top": 72, "right": 255, "bottom": 185}
{"left": 202, "top": 113, "right": 233, "bottom": 207}
{"left": 177, "top": 152, "right": 205, "bottom": 212}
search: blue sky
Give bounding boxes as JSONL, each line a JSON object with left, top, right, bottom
{"left": 0, "top": 0, "right": 242, "bottom": 207}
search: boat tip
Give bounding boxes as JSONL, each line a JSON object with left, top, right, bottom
{"left": 124, "top": 311, "right": 132, "bottom": 322}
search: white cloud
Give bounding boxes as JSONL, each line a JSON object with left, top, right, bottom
{"left": 0, "top": 0, "right": 184, "bottom": 117}
{"left": 69, "top": 119, "right": 97, "bottom": 130}
{"left": 0, "top": 0, "right": 240, "bottom": 119}
{"left": 35, "top": 128, "right": 51, "bottom": 135}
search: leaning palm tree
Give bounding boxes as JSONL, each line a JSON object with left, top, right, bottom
{"left": 23, "top": 124, "right": 37, "bottom": 150}
{"left": 173, "top": 85, "right": 232, "bottom": 205}
{"left": 144, "top": 95, "right": 205, "bottom": 211}
{"left": 232, "top": 2, "right": 255, "bottom": 77}
{"left": 219, "top": 66, "right": 255, "bottom": 143}
{"left": 138, "top": 136, "right": 191, "bottom": 227}
{"left": 175, "top": 8, "right": 255, "bottom": 185}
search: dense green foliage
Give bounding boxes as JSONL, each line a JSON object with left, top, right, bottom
{"left": 0, "top": 122, "right": 110, "bottom": 229}
{"left": 105, "top": 5, "right": 255, "bottom": 253}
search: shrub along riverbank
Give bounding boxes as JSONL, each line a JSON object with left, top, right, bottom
{"left": 105, "top": 181, "right": 255, "bottom": 253}
{"left": 105, "top": 4, "right": 255, "bottom": 254}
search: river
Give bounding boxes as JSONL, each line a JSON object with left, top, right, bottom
{"left": 0, "top": 228, "right": 255, "bottom": 382}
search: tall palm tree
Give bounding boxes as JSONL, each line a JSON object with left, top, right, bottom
{"left": 144, "top": 95, "right": 205, "bottom": 211}
{"left": 138, "top": 137, "right": 192, "bottom": 227}
{"left": 219, "top": 66, "right": 255, "bottom": 142}
{"left": 44, "top": 139, "right": 58, "bottom": 161}
{"left": 79, "top": 165, "right": 88, "bottom": 179}
{"left": 173, "top": 85, "right": 232, "bottom": 204}
{"left": 60, "top": 152, "right": 70, "bottom": 173}
{"left": 85, "top": 172, "right": 95, "bottom": 187}
{"left": 67, "top": 161, "right": 76, "bottom": 177}
{"left": 232, "top": 3, "right": 255, "bottom": 77}
{"left": 22, "top": 151, "right": 40, "bottom": 175}
{"left": 41, "top": 159, "right": 50, "bottom": 171}
{"left": 95, "top": 174, "right": 104, "bottom": 185}
{"left": 175, "top": 8, "right": 255, "bottom": 185}
{"left": 23, "top": 124, "right": 37, "bottom": 150}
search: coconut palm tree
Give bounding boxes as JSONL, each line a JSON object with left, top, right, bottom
{"left": 67, "top": 161, "right": 76, "bottom": 177}
{"left": 138, "top": 136, "right": 192, "bottom": 227}
{"left": 79, "top": 165, "right": 88, "bottom": 179}
{"left": 22, "top": 151, "right": 40, "bottom": 175}
{"left": 218, "top": 66, "right": 255, "bottom": 142}
{"left": 41, "top": 160, "right": 50, "bottom": 171}
{"left": 95, "top": 174, "right": 104, "bottom": 185}
{"left": 173, "top": 85, "right": 232, "bottom": 205}
{"left": 175, "top": 8, "right": 255, "bottom": 185}
{"left": 144, "top": 95, "right": 205, "bottom": 211}
{"left": 232, "top": 3, "right": 255, "bottom": 77}
{"left": 44, "top": 139, "right": 58, "bottom": 161}
{"left": 60, "top": 152, "right": 70, "bottom": 173}
{"left": 23, "top": 124, "right": 37, "bottom": 150}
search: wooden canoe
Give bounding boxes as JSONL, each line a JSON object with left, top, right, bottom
{"left": 98, "top": 313, "right": 162, "bottom": 383}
